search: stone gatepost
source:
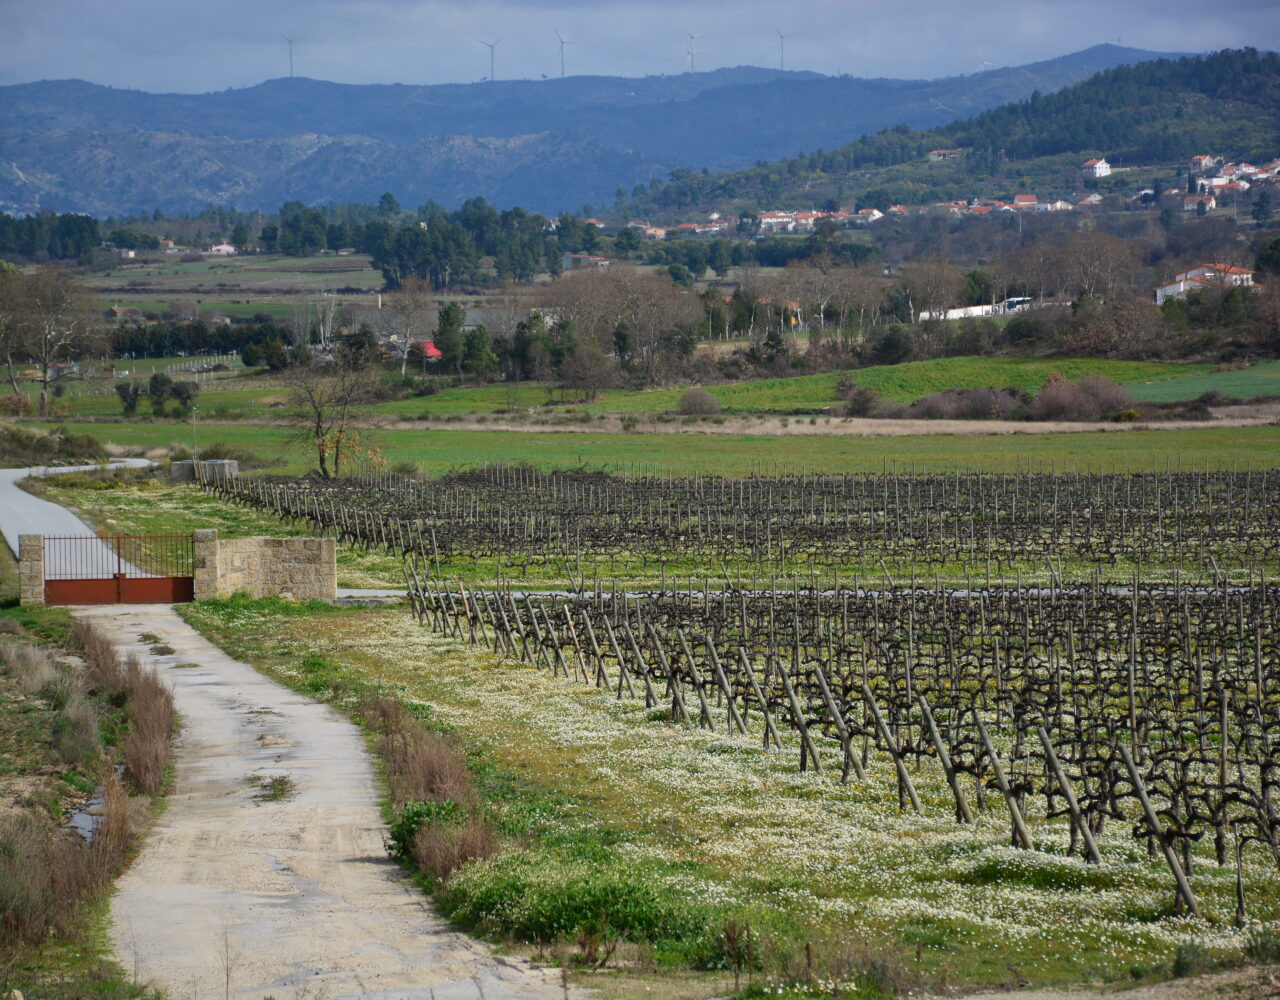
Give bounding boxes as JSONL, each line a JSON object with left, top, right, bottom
{"left": 18, "top": 535, "right": 44, "bottom": 607}
{"left": 192, "top": 529, "right": 220, "bottom": 601}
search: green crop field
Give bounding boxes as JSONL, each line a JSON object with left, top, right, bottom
{"left": 1127, "top": 360, "right": 1280, "bottom": 402}
{"left": 40, "top": 420, "right": 1280, "bottom": 477}
{"left": 377, "top": 357, "right": 1206, "bottom": 419}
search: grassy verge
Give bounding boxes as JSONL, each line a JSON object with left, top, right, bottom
{"left": 179, "top": 597, "right": 1280, "bottom": 999}
{"left": 0, "top": 606, "right": 171, "bottom": 999}
{"left": 35, "top": 421, "right": 1280, "bottom": 477}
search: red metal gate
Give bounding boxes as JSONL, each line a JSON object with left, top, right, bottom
{"left": 43, "top": 535, "right": 195, "bottom": 604}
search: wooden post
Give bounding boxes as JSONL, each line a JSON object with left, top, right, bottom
{"left": 974, "top": 713, "right": 1033, "bottom": 849}
{"left": 861, "top": 683, "right": 922, "bottom": 814}
{"left": 919, "top": 694, "right": 972, "bottom": 824}
{"left": 1120, "top": 745, "right": 1200, "bottom": 918}
{"left": 1036, "top": 725, "right": 1101, "bottom": 864}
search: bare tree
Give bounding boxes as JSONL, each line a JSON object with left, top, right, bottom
{"left": 313, "top": 291, "right": 341, "bottom": 351}
{"left": 283, "top": 343, "right": 378, "bottom": 478}
{"left": 18, "top": 268, "right": 101, "bottom": 416}
{"left": 0, "top": 266, "right": 25, "bottom": 394}
{"left": 1062, "top": 231, "right": 1139, "bottom": 300}
{"left": 387, "top": 276, "right": 435, "bottom": 376}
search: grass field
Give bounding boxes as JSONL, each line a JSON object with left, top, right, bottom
{"left": 1128, "top": 359, "right": 1280, "bottom": 402}
{"left": 47, "top": 421, "right": 1280, "bottom": 477}
{"left": 45, "top": 357, "right": 1212, "bottom": 424}
{"left": 384, "top": 358, "right": 1209, "bottom": 418}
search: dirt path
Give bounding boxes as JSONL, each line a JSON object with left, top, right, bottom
{"left": 75, "top": 603, "right": 574, "bottom": 1000}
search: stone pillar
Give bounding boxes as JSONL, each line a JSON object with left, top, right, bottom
{"left": 18, "top": 535, "right": 44, "bottom": 607}
{"left": 192, "top": 529, "right": 219, "bottom": 601}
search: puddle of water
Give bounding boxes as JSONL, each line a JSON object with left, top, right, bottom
{"left": 68, "top": 765, "right": 125, "bottom": 842}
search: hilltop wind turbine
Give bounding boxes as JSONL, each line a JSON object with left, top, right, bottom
{"left": 281, "top": 34, "right": 303, "bottom": 77}
{"left": 976, "top": 48, "right": 995, "bottom": 72}
{"left": 479, "top": 37, "right": 503, "bottom": 81}
{"left": 554, "top": 29, "right": 578, "bottom": 78}
{"left": 773, "top": 27, "right": 790, "bottom": 71}
{"left": 681, "top": 27, "right": 703, "bottom": 72}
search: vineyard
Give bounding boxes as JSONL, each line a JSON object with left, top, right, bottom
{"left": 206, "top": 466, "right": 1280, "bottom": 927}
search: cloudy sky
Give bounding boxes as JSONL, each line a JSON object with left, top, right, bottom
{"left": 2, "top": 0, "right": 1277, "bottom": 91}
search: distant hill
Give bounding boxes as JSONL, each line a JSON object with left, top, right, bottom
{"left": 0, "top": 45, "right": 1183, "bottom": 216}
{"left": 627, "top": 48, "right": 1280, "bottom": 217}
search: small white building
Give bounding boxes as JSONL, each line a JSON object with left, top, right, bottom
{"left": 208, "top": 243, "right": 237, "bottom": 256}
{"left": 1156, "top": 264, "right": 1256, "bottom": 305}
{"left": 1081, "top": 158, "right": 1112, "bottom": 178}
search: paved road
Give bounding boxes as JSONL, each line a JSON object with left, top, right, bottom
{"left": 78, "top": 605, "right": 573, "bottom": 1000}
{"left": 0, "top": 460, "right": 150, "bottom": 575}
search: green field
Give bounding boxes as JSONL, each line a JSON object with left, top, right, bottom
{"left": 252, "top": 357, "right": 1211, "bottom": 422}
{"left": 40, "top": 420, "right": 1280, "bottom": 477}
{"left": 1128, "top": 359, "right": 1280, "bottom": 402}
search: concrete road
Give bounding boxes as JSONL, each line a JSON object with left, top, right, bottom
{"left": 0, "top": 460, "right": 150, "bottom": 575}
{"left": 76, "top": 604, "right": 574, "bottom": 1000}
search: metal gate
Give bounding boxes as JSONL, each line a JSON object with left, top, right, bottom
{"left": 43, "top": 535, "right": 195, "bottom": 604}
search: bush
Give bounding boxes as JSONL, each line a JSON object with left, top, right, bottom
{"left": 388, "top": 799, "right": 461, "bottom": 862}
{"left": 901, "top": 387, "right": 1024, "bottom": 421}
{"left": 382, "top": 727, "right": 476, "bottom": 809}
{"left": 413, "top": 815, "right": 500, "bottom": 883}
{"left": 115, "top": 381, "right": 143, "bottom": 416}
{"left": 677, "top": 387, "right": 721, "bottom": 416}
{"left": 0, "top": 424, "right": 105, "bottom": 466}
{"left": 1029, "top": 374, "right": 1136, "bottom": 421}
{"left": 441, "top": 851, "right": 720, "bottom": 957}
{"left": 0, "top": 393, "right": 32, "bottom": 417}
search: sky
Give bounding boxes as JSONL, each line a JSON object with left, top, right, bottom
{"left": 1, "top": 0, "right": 1277, "bottom": 92}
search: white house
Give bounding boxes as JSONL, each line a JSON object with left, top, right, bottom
{"left": 1081, "top": 158, "right": 1112, "bottom": 178}
{"left": 1183, "top": 194, "right": 1216, "bottom": 212}
{"left": 1156, "top": 264, "right": 1256, "bottom": 305}
{"left": 208, "top": 243, "right": 237, "bottom": 256}
{"left": 1174, "top": 264, "right": 1255, "bottom": 287}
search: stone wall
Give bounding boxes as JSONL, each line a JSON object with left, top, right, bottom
{"left": 193, "top": 530, "right": 336, "bottom": 601}
{"left": 18, "top": 535, "right": 44, "bottom": 606}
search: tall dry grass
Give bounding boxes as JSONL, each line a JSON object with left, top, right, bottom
{"left": 0, "top": 776, "right": 131, "bottom": 950}
{"left": 71, "top": 623, "right": 175, "bottom": 794}
{"left": 367, "top": 696, "right": 501, "bottom": 883}
{"left": 119, "top": 653, "right": 175, "bottom": 795}
{"left": 412, "top": 816, "right": 499, "bottom": 882}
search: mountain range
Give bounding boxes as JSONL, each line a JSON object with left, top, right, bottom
{"left": 0, "top": 45, "right": 1182, "bottom": 217}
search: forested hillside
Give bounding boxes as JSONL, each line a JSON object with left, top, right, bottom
{"left": 628, "top": 49, "right": 1280, "bottom": 216}
{"left": 0, "top": 45, "right": 1176, "bottom": 216}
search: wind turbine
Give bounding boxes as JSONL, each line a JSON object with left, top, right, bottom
{"left": 554, "top": 30, "right": 578, "bottom": 79}
{"left": 773, "top": 27, "right": 789, "bottom": 71}
{"left": 681, "top": 27, "right": 702, "bottom": 72}
{"left": 281, "top": 34, "right": 303, "bottom": 78}
{"left": 976, "top": 48, "right": 995, "bottom": 72}
{"left": 480, "top": 37, "right": 503, "bottom": 82}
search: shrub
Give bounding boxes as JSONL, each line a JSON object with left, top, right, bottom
{"left": 115, "top": 382, "right": 143, "bottom": 416}
{"left": 388, "top": 799, "right": 461, "bottom": 862}
{"left": 677, "top": 387, "right": 721, "bottom": 416}
{"left": 413, "top": 815, "right": 500, "bottom": 882}
{"left": 1030, "top": 374, "right": 1136, "bottom": 421}
{"left": 119, "top": 653, "right": 175, "bottom": 795}
{"left": 0, "top": 393, "right": 32, "bottom": 417}
{"left": 382, "top": 727, "right": 476, "bottom": 808}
